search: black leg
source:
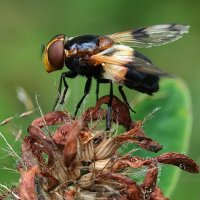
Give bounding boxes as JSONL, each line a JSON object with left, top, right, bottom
{"left": 74, "top": 77, "right": 92, "bottom": 117}
{"left": 59, "top": 75, "right": 69, "bottom": 105}
{"left": 53, "top": 71, "right": 77, "bottom": 111}
{"left": 106, "top": 81, "right": 113, "bottom": 130}
{"left": 118, "top": 85, "right": 136, "bottom": 113}
{"left": 96, "top": 79, "right": 110, "bottom": 102}
{"left": 96, "top": 81, "right": 99, "bottom": 102}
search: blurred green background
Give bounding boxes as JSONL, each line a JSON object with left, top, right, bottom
{"left": 0, "top": 0, "right": 199, "bottom": 199}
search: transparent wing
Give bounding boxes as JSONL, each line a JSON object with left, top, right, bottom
{"left": 89, "top": 45, "right": 170, "bottom": 84}
{"left": 108, "top": 24, "right": 189, "bottom": 48}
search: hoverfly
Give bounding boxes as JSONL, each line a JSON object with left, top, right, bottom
{"left": 42, "top": 24, "right": 189, "bottom": 130}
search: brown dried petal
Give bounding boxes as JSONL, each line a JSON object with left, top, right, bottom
{"left": 19, "top": 166, "right": 40, "bottom": 200}
{"left": 76, "top": 190, "right": 103, "bottom": 200}
{"left": 156, "top": 152, "right": 199, "bottom": 173}
{"left": 132, "top": 121, "right": 163, "bottom": 152}
{"left": 134, "top": 136, "right": 163, "bottom": 153}
{"left": 96, "top": 96, "right": 132, "bottom": 130}
{"left": 52, "top": 123, "right": 72, "bottom": 145}
{"left": 21, "top": 136, "right": 39, "bottom": 169}
{"left": 65, "top": 189, "right": 76, "bottom": 200}
{"left": 63, "top": 120, "right": 82, "bottom": 167}
{"left": 40, "top": 172, "right": 60, "bottom": 192}
{"left": 116, "top": 122, "right": 162, "bottom": 153}
{"left": 99, "top": 173, "right": 141, "bottom": 200}
{"left": 141, "top": 165, "right": 158, "bottom": 200}
{"left": 27, "top": 125, "right": 55, "bottom": 152}
{"left": 111, "top": 156, "right": 145, "bottom": 172}
{"left": 31, "top": 111, "right": 70, "bottom": 128}
{"left": 84, "top": 95, "right": 132, "bottom": 130}
{"left": 83, "top": 106, "right": 106, "bottom": 124}
{"left": 79, "top": 130, "right": 94, "bottom": 144}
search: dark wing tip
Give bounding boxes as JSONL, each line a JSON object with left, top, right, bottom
{"left": 168, "top": 24, "right": 190, "bottom": 33}
{"left": 131, "top": 24, "right": 190, "bottom": 48}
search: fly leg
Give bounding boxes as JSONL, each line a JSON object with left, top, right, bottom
{"left": 74, "top": 77, "right": 92, "bottom": 117}
{"left": 118, "top": 85, "right": 136, "bottom": 113}
{"left": 96, "top": 79, "right": 110, "bottom": 102}
{"left": 53, "top": 71, "right": 77, "bottom": 111}
{"left": 96, "top": 81, "right": 100, "bottom": 102}
{"left": 96, "top": 79, "right": 113, "bottom": 130}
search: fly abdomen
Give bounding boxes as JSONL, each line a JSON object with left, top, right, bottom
{"left": 124, "top": 67, "right": 159, "bottom": 95}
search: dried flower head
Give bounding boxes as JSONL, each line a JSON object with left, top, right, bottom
{"left": 2, "top": 96, "right": 199, "bottom": 200}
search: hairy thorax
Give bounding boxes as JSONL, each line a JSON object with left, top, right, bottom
{"left": 64, "top": 35, "right": 113, "bottom": 77}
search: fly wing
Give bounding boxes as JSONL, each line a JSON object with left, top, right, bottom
{"left": 90, "top": 45, "right": 171, "bottom": 94}
{"left": 129, "top": 50, "right": 169, "bottom": 76}
{"left": 108, "top": 24, "right": 189, "bottom": 48}
{"left": 90, "top": 44, "right": 168, "bottom": 84}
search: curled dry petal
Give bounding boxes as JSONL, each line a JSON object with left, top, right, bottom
{"left": 135, "top": 137, "right": 163, "bottom": 153}
{"left": 111, "top": 156, "right": 145, "bottom": 172}
{"left": 141, "top": 165, "right": 158, "bottom": 200}
{"left": 131, "top": 121, "right": 163, "bottom": 152}
{"left": 98, "top": 172, "right": 141, "bottom": 200}
{"left": 27, "top": 125, "right": 55, "bottom": 152}
{"left": 65, "top": 189, "right": 76, "bottom": 200}
{"left": 22, "top": 134, "right": 55, "bottom": 171}
{"left": 52, "top": 123, "right": 72, "bottom": 145}
{"left": 96, "top": 96, "right": 132, "bottom": 130}
{"left": 79, "top": 130, "right": 94, "bottom": 144}
{"left": 63, "top": 120, "right": 83, "bottom": 167}
{"left": 156, "top": 152, "right": 199, "bottom": 173}
{"left": 116, "top": 121, "right": 162, "bottom": 153}
{"left": 19, "top": 166, "right": 40, "bottom": 200}
{"left": 21, "top": 137, "right": 39, "bottom": 169}
{"left": 83, "top": 107, "right": 106, "bottom": 124}
{"left": 31, "top": 111, "right": 70, "bottom": 128}
{"left": 84, "top": 95, "right": 132, "bottom": 130}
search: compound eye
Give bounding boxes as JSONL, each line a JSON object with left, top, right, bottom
{"left": 48, "top": 39, "right": 64, "bottom": 70}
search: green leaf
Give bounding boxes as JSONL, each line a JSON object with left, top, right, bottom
{"left": 130, "top": 78, "right": 192, "bottom": 196}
